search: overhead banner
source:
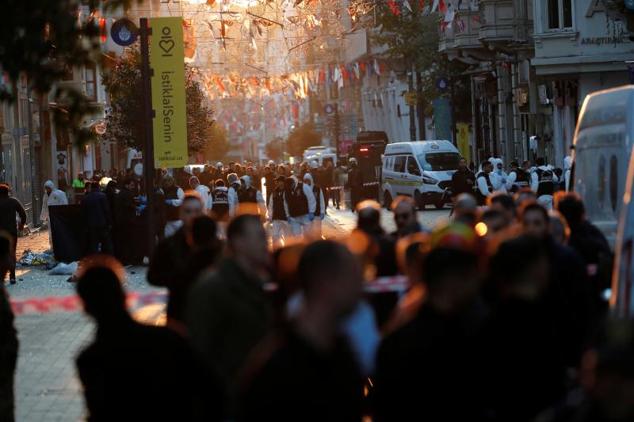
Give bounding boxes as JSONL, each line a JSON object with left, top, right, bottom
{"left": 150, "top": 17, "right": 188, "bottom": 168}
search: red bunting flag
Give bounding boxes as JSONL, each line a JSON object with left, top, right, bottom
{"left": 387, "top": 0, "right": 401, "bottom": 15}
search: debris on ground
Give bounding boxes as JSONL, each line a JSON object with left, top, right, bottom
{"left": 18, "top": 250, "right": 55, "bottom": 267}
{"left": 48, "top": 262, "right": 78, "bottom": 275}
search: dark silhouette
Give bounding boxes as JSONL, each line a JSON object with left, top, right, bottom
{"left": 373, "top": 247, "right": 487, "bottom": 421}
{"left": 148, "top": 194, "right": 204, "bottom": 324}
{"left": 113, "top": 178, "right": 136, "bottom": 264}
{"left": 0, "top": 234, "right": 18, "bottom": 421}
{"left": 0, "top": 184, "right": 26, "bottom": 284}
{"left": 75, "top": 256, "right": 223, "bottom": 422}
{"left": 239, "top": 241, "right": 364, "bottom": 421}
{"left": 451, "top": 158, "right": 475, "bottom": 196}
{"left": 81, "top": 182, "right": 113, "bottom": 255}
{"left": 186, "top": 214, "right": 273, "bottom": 414}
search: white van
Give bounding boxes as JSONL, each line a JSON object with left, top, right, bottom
{"left": 382, "top": 141, "right": 460, "bottom": 209}
{"left": 573, "top": 85, "right": 634, "bottom": 248}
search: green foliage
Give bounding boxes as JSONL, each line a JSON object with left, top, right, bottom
{"left": 286, "top": 122, "right": 321, "bottom": 157}
{"left": 0, "top": 0, "right": 139, "bottom": 145}
{"left": 202, "top": 124, "right": 230, "bottom": 162}
{"left": 102, "top": 47, "right": 214, "bottom": 154}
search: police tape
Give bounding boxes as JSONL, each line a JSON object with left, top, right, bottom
{"left": 10, "top": 278, "right": 408, "bottom": 315}
{"left": 10, "top": 291, "right": 168, "bottom": 316}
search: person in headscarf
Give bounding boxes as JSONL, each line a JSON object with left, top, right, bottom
{"left": 40, "top": 180, "right": 68, "bottom": 250}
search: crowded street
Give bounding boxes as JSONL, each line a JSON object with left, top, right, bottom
{"left": 4, "top": 0, "right": 634, "bottom": 421}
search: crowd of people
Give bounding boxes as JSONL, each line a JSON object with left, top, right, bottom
{"left": 1, "top": 151, "right": 632, "bottom": 421}
{"left": 452, "top": 156, "right": 572, "bottom": 209}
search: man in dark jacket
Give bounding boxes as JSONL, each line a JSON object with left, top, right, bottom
{"left": 451, "top": 158, "right": 476, "bottom": 197}
{"left": 348, "top": 158, "right": 363, "bottom": 211}
{"left": 148, "top": 193, "right": 204, "bottom": 326}
{"left": 0, "top": 184, "right": 26, "bottom": 284}
{"left": 187, "top": 214, "right": 272, "bottom": 414}
{"left": 76, "top": 256, "right": 223, "bottom": 422}
{"left": 0, "top": 234, "right": 18, "bottom": 421}
{"left": 373, "top": 248, "right": 487, "bottom": 421}
{"left": 114, "top": 178, "right": 136, "bottom": 264}
{"left": 239, "top": 241, "right": 364, "bottom": 421}
{"left": 81, "top": 182, "right": 113, "bottom": 255}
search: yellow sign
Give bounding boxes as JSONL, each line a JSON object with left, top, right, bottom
{"left": 456, "top": 122, "right": 471, "bottom": 163}
{"left": 150, "top": 17, "right": 188, "bottom": 168}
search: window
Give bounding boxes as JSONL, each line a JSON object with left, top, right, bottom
{"left": 394, "top": 156, "right": 406, "bottom": 173}
{"left": 85, "top": 63, "right": 97, "bottom": 101}
{"left": 418, "top": 152, "right": 461, "bottom": 171}
{"left": 407, "top": 156, "right": 421, "bottom": 176}
{"left": 547, "top": 0, "right": 573, "bottom": 30}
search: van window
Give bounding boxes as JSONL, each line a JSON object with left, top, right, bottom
{"left": 418, "top": 152, "right": 460, "bottom": 171}
{"left": 598, "top": 155, "right": 606, "bottom": 207}
{"left": 610, "top": 155, "right": 618, "bottom": 213}
{"left": 394, "top": 156, "right": 406, "bottom": 173}
{"left": 407, "top": 156, "right": 421, "bottom": 176}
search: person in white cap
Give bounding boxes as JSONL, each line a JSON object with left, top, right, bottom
{"left": 40, "top": 180, "right": 69, "bottom": 249}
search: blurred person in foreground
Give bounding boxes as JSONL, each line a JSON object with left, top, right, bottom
{"left": 555, "top": 192, "right": 612, "bottom": 313}
{"left": 482, "top": 236, "right": 567, "bottom": 421}
{"left": 0, "top": 233, "right": 18, "bottom": 421}
{"left": 356, "top": 200, "right": 398, "bottom": 277}
{"left": 487, "top": 192, "right": 517, "bottom": 225}
{"left": 452, "top": 193, "right": 478, "bottom": 227}
{"left": 187, "top": 214, "right": 272, "bottom": 414}
{"left": 75, "top": 255, "right": 223, "bottom": 422}
{"left": 373, "top": 247, "right": 487, "bottom": 421}
{"left": 520, "top": 202, "right": 596, "bottom": 367}
{"left": 239, "top": 241, "right": 365, "bottom": 421}
{"left": 0, "top": 185, "right": 26, "bottom": 285}
{"left": 148, "top": 192, "right": 205, "bottom": 326}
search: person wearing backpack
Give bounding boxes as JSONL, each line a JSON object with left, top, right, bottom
{"left": 211, "top": 179, "right": 230, "bottom": 222}
{"left": 506, "top": 161, "right": 532, "bottom": 193}
{"left": 535, "top": 157, "right": 559, "bottom": 210}
{"left": 475, "top": 161, "right": 495, "bottom": 206}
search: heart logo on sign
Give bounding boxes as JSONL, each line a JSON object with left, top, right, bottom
{"left": 159, "top": 39, "right": 175, "bottom": 54}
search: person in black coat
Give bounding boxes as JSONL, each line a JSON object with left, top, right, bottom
{"left": 75, "top": 256, "right": 223, "bottom": 422}
{"left": 0, "top": 184, "right": 26, "bottom": 284}
{"left": 451, "top": 158, "right": 476, "bottom": 197}
{"left": 81, "top": 182, "right": 113, "bottom": 255}
{"left": 114, "top": 178, "right": 137, "bottom": 264}
{"left": 373, "top": 248, "right": 487, "bottom": 422}
{"left": 0, "top": 234, "right": 18, "bottom": 421}
{"left": 239, "top": 241, "right": 364, "bottom": 422}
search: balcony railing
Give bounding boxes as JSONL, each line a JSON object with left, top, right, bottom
{"left": 479, "top": 0, "right": 533, "bottom": 44}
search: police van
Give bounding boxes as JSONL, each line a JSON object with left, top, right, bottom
{"left": 382, "top": 141, "right": 460, "bottom": 209}
{"left": 573, "top": 85, "right": 634, "bottom": 248}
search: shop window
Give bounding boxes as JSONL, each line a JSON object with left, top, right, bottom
{"left": 547, "top": 0, "right": 573, "bottom": 30}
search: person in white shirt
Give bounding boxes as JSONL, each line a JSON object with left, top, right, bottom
{"left": 302, "top": 173, "right": 325, "bottom": 239}
{"left": 40, "top": 180, "right": 69, "bottom": 249}
{"left": 189, "top": 176, "right": 212, "bottom": 213}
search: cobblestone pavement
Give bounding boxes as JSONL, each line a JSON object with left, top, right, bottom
{"left": 6, "top": 208, "right": 449, "bottom": 420}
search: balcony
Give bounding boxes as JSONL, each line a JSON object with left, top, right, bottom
{"left": 439, "top": 8, "right": 484, "bottom": 60}
{"left": 479, "top": 0, "right": 533, "bottom": 46}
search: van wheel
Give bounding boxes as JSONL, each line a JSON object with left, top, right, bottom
{"left": 383, "top": 191, "right": 392, "bottom": 209}
{"left": 435, "top": 201, "right": 445, "bottom": 210}
{"left": 414, "top": 191, "right": 425, "bottom": 210}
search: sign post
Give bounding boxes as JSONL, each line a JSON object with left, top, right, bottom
{"left": 139, "top": 18, "right": 155, "bottom": 257}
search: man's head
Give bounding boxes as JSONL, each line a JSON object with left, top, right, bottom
{"left": 458, "top": 158, "right": 467, "bottom": 170}
{"left": 356, "top": 200, "right": 383, "bottom": 234}
{"left": 391, "top": 196, "right": 418, "bottom": 234}
{"left": 275, "top": 175, "right": 285, "bottom": 189}
{"left": 189, "top": 176, "right": 200, "bottom": 189}
{"left": 480, "top": 209, "right": 509, "bottom": 237}
{"left": 522, "top": 160, "right": 531, "bottom": 171}
{"left": 515, "top": 187, "right": 537, "bottom": 207}
{"left": 227, "top": 214, "right": 269, "bottom": 269}
{"left": 482, "top": 161, "right": 493, "bottom": 174}
{"left": 78, "top": 172, "right": 84, "bottom": 181}
{"left": 349, "top": 157, "right": 358, "bottom": 168}
{"left": 488, "top": 192, "right": 516, "bottom": 223}
{"left": 180, "top": 192, "right": 204, "bottom": 230}
{"left": 76, "top": 255, "right": 128, "bottom": 324}
{"left": 491, "top": 235, "right": 550, "bottom": 300}
{"left": 453, "top": 193, "right": 478, "bottom": 226}
{"left": 555, "top": 191, "right": 586, "bottom": 228}
{"left": 549, "top": 210, "right": 570, "bottom": 245}
{"left": 422, "top": 247, "right": 480, "bottom": 313}
{"left": 162, "top": 175, "right": 175, "bottom": 189}
{"left": 44, "top": 180, "right": 55, "bottom": 195}
{"left": 298, "top": 240, "right": 362, "bottom": 318}
{"left": 520, "top": 202, "right": 550, "bottom": 239}
{"left": 510, "top": 161, "right": 519, "bottom": 171}
{"left": 90, "top": 182, "right": 100, "bottom": 192}
{"left": 215, "top": 179, "right": 226, "bottom": 188}
{"left": 123, "top": 178, "right": 136, "bottom": 191}
{"left": 536, "top": 157, "right": 545, "bottom": 167}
